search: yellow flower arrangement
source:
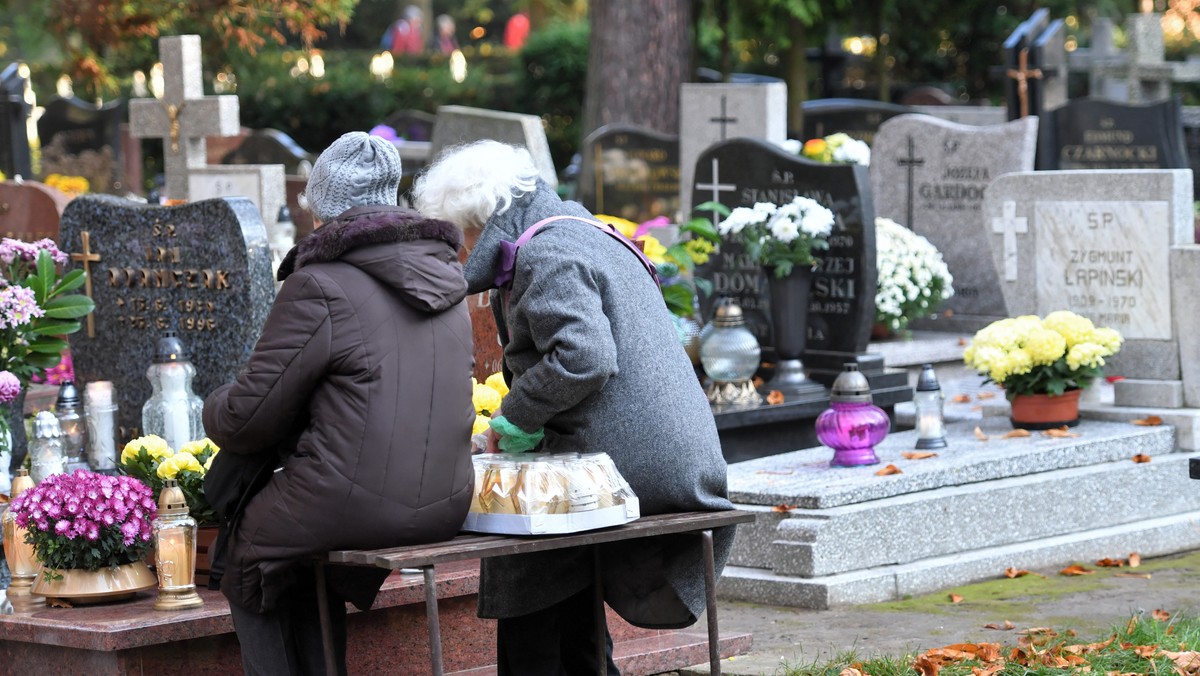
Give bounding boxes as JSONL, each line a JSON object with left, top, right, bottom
{"left": 963, "top": 310, "right": 1123, "bottom": 401}
{"left": 43, "top": 173, "right": 90, "bottom": 197}
{"left": 472, "top": 373, "right": 509, "bottom": 436}
{"left": 119, "top": 435, "right": 220, "bottom": 524}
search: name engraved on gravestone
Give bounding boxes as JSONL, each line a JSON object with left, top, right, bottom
{"left": 1038, "top": 98, "right": 1188, "bottom": 171}
{"left": 59, "top": 195, "right": 273, "bottom": 440}
{"left": 1035, "top": 200, "right": 1171, "bottom": 340}
{"left": 577, "top": 125, "right": 680, "bottom": 223}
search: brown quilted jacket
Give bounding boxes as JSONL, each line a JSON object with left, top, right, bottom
{"left": 202, "top": 205, "right": 475, "bottom": 613}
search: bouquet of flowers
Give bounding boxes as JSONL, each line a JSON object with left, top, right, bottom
{"left": 963, "top": 311, "right": 1124, "bottom": 400}
{"left": 780, "top": 133, "right": 871, "bottom": 166}
{"left": 119, "top": 435, "right": 220, "bottom": 525}
{"left": 9, "top": 470, "right": 156, "bottom": 573}
{"left": 472, "top": 372, "right": 509, "bottom": 436}
{"left": 595, "top": 213, "right": 721, "bottom": 317}
{"left": 717, "top": 197, "right": 835, "bottom": 278}
{"left": 874, "top": 217, "right": 955, "bottom": 333}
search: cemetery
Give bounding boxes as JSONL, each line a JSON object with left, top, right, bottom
{"left": 5, "top": 2, "right": 1200, "bottom": 674}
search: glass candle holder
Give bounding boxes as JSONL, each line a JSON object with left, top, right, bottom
{"left": 29, "top": 411, "right": 66, "bottom": 484}
{"left": 152, "top": 479, "right": 203, "bottom": 610}
{"left": 55, "top": 381, "right": 88, "bottom": 468}
{"left": 85, "top": 381, "right": 118, "bottom": 471}
{"left": 700, "top": 300, "right": 762, "bottom": 406}
{"left": 914, "top": 364, "right": 948, "bottom": 450}
{"left": 815, "top": 364, "right": 890, "bottom": 467}
{"left": 142, "top": 332, "right": 205, "bottom": 452}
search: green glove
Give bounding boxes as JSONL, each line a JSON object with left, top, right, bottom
{"left": 488, "top": 416, "right": 545, "bottom": 453}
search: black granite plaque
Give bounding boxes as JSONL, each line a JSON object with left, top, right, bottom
{"left": 692, "top": 138, "right": 876, "bottom": 362}
{"left": 0, "top": 63, "right": 32, "bottom": 179}
{"left": 799, "top": 99, "right": 911, "bottom": 146}
{"left": 1037, "top": 97, "right": 1188, "bottom": 171}
{"left": 59, "top": 195, "right": 274, "bottom": 441}
{"left": 577, "top": 124, "right": 680, "bottom": 223}
{"left": 37, "top": 96, "right": 126, "bottom": 193}
{"left": 221, "top": 128, "right": 314, "bottom": 176}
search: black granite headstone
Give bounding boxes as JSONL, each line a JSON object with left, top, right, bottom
{"left": 1037, "top": 97, "right": 1188, "bottom": 171}
{"left": 0, "top": 63, "right": 32, "bottom": 179}
{"left": 59, "top": 195, "right": 274, "bottom": 441}
{"left": 37, "top": 97, "right": 127, "bottom": 193}
{"left": 799, "top": 99, "right": 911, "bottom": 146}
{"left": 222, "top": 128, "right": 314, "bottom": 176}
{"left": 383, "top": 109, "right": 436, "bottom": 142}
{"left": 692, "top": 138, "right": 876, "bottom": 367}
{"left": 577, "top": 124, "right": 680, "bottom": 223}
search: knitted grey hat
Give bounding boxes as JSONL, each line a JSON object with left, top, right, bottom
{"left": 304, "top": 132, "right": 402, "bottom": 223}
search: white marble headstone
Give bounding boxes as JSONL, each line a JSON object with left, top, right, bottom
{"left": 188, "top": 164, "right": 286, "bottom": 246}
{"left": 429, "top": 105, "right": 557, "bottom": 188}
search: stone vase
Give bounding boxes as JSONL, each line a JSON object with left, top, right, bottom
{"left": 1009, "top": 389, "right": 1082, "bottom": 430}
{"left": 31, "top": 560, "right": 157, "bottom": 604}
{"left": 762, "top": 266, "right": 826, "bottom": 402}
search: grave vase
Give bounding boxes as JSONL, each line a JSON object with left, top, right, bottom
{"left": 762, "top": 266, "right": 826, "bottom": 402}
{"left": 1009, "top": 389, "right": 1082, "bottom": 430}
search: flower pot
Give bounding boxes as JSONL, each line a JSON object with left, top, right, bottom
{"left": 1009, "top": 389, "right": 1082, "bottom": 430}
{"left": 31, "top": 560, "right": 157, "bottom": 604}
{"left": 762, "top": 265, "right": 826, "bottom": 402}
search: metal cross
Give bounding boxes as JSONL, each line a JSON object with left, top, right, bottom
{"left": 1006, "top": 48, "right": 1043, "bottom": 119}
{"left": 991, "top": 201, "right": 1028, "bottom": 282}
{"left": 69, "top": 231, "right": 101, "bottom": 338}
{"left": 709, "top": 96, "right": 739, "bottom": 141}
{"left": 695, "top": 158, "right": 737, "bottom": 228}
{"left": 897, "top": 136, "right": 925, "bottom": 230}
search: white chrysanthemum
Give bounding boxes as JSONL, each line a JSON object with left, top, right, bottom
{"left": 777, "top": 138, "right": 803, "bottom": 155}
{"left": 831, "top": 137, "right": 871, "bottom": 166}
{"left": 769, "top": 215, "right": 800, "bottom": 243}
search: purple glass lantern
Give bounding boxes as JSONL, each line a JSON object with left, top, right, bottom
{"left": 815, "top": 364, "right": 890, "bottom": 467}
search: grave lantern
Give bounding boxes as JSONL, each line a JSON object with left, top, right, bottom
{"left": 699, "top": 299, "right": 762, "bottom": 407}
{"left": 914, "top": 364, "right": 948, "bottom": 450}
{"left": 55, "top": 380, "right": 88, "bottom": 470}
{"left": 142, "top": 331, "right": 205, "bottom": 452}
{"left": 29, "top": 411, "right": 66, "bottom": 484}
{"left": 2, "top": 469, "right": 45, "bottom": 610}
{"left": 816, "top": 364, "right": 890, "bottom": 467}
{"left": 152, "top": 479, "right": 203, "bottom": 610}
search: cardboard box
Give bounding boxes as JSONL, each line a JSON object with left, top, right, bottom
{"left": 462, "top": 498, "right": 640, "bottom": 535}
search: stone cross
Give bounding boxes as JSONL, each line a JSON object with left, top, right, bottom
{"left": 67, "top": 231, "right": 101, "bottom": 338}
{"left": 709, "top": 96, "right": 739, "bottom": 142}
{"left": 129, "top": 35, "right": 240, "bottom": 200}
{"left": 1007, "top": 49, "right": 1043, "bottom": 119}
{"left": 991, "top": 201, "right": 1027, "bottom": 282}
{"left": 896, "top": 136, "right": 924, "bottom": 229}
{"left": 694, "top": 158, "right": 736, "bottom": 228}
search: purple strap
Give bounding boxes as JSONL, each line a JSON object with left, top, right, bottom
{"left": 493, "top": 215, "right": 659, "bottom": 288}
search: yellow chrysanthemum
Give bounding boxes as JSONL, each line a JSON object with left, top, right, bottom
{"left": 472, "top": 414, "right": 491, "bottom": 436}
{"left": 1042, "top": 310, "right": 1096, "bottom": 348}
{"left": 638, "top": 234, "right": 668, "bottom": 264}
{"left": 683, "top": 238, "right": 714, "bottom": 265}
{"left": 1091, "top": 327, "right": 1123, "bottom": 353}
{"left": 1066, "top": 343, "right": 1108, "bottom": 371}
{"left": 473, "top": 382, "right": 502, "bottom": 416}
{"left": 179, "top": 438, "right": 219, "bottom": 457}
{"left": 1022, "top": 327, "right": 1067, "bottom": 366}
{"left": 173, "top": 451, "right": 203, "bottom": 474}
{"left": 156, "top": 456, "right": 180, "bottom": 480}
{"left": 484, "top": 372, "right": 509, "bottom": 398}
{"left": 122, "top": 434, "right": 173, "bottom": 464}
{"left": 595, "top": 214, "right": 639, "bottom": 239}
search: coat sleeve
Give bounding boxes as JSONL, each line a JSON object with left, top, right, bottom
{"left": 202, "top": 271, "right": 333, "bottom": 454}
{"left": 501, "top": 247, "right": 618, "bottom": 432}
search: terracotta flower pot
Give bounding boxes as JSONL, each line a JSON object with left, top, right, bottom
{"left": 1009, "top": 389, "right": 1082, "bottom": 430}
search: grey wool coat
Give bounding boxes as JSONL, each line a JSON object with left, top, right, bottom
{"left": 466, "top": 181, "right": 735, "bottom": 627}
{"left": 203, "top": 206, "right": 476, "bottom": 613}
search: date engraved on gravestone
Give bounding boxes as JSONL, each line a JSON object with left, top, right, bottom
{"left": 1034, "top": 200, "right": 1170, "bottom": 340}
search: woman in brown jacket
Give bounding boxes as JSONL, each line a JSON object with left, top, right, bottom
{"left": 202, "top": 132, "right": 475, "bottom": 675}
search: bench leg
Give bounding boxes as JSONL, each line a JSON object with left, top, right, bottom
{"left": 315, "top": 560, "right": 339, "bottom": 676}
{"left": 593, "top": 547, "right": 605, "bottom": 676}
{"left": 703, "top": 528, "right": 720, "bottom": 676}
{"left": 424, "top": 566, "right": 444, "bottom": 676}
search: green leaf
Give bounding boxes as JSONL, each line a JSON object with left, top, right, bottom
{"left": 24, "top": 352, "right": 60, "bottom": 369}
{"left": 27, "top": 320, "right": 82, "bottom": 336}
{"left": 694, "top": 278, "right": 714, "bottom": 298}
{"left": 693, "top": 201, "right": 731, "bottom": 217}
{"left": 53, "top": 269, "right": 87, "bottom": 294}
{"left": 36, "top": 250, "right": 54, "bottom": 289}
{"left": 662, "top": 284, "right": 695, "bottom": 316}
{"left": 43, "top": 294, "right": 95, "bottom": 319}
{"left": 28, "top": 337, "right": 69, "bottom": 354}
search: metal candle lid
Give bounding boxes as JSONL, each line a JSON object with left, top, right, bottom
{"left": 32, "top": 410, "right": 63, "bottom": 439}
{"left": 157, "top": 479, "right": 189, "bottom": 516}
{"left": 916, "top": 364, "right": 941, "bottom": 392}
{"left": 154, "top": 331, "right": 189, "bottom": 364}
{"left": 830, "top": 363, "right": 872, "bottom": 403}
{"left": 56, "top": 381, "right": 81, "bottom": 407}
{"left": 712, "top": 299, "right": 747, "bottom": 328}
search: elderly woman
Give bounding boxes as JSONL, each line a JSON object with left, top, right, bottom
{"left": 413, "top": 141, "right": 734, "bottom": 675}
{"left": 203, "top": 132, "right": 475, "bottom": 675}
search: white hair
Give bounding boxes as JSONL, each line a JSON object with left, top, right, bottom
{"left": 413, "top": 140, "right": 539, "bottom": 229}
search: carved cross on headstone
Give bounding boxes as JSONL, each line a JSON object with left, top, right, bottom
{"left": 709, "top": 96, "right": 739, "bottom": 142}
{"left": 68, "top": 231, "right": 101, "bottom": 338}
{"left": 991, "top": 200, "right": 1028, "bottom": 282}
{"left": 897, "top": 136, "right": 925, "bottom": 229}
{"left": 1007, "top": 48, "right": 1043, "bottom": 119}
{"left": 129, "top": 35, "right": 240, "bottom": 201}
{"left": 695, "top": 158, "right": 737, "bottom": 228}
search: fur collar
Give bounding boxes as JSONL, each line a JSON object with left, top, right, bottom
{"left": 278, "top": 206, "right": 463, "bottom": 280}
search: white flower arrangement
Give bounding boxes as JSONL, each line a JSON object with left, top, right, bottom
{"left": 779, "top": 132, "right": 872, "bottom": 166}
{"left": 875, "top": 217, "right": 954, "bottom": 332}
{"left": 718, "top": 197, "right": 834, "bottom": 278}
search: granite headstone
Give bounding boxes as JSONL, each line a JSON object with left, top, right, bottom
{"left": 692, "top": 138, "right": 876, "bottom": 365}
{"left": 870, "top": 114, "right": 1038, "bottom": 331}
{"left": 577, "top": 124, "right": 680, "bottom": 223}
{"left": 429, "top": 105, "right": 557, "bottom": 188}
{"left": 0, "top": 181, "right": 70, "bottom": 242}
{"left": 800, "top": 98, "right": 911, "bottom": 146}
{"left": 58, "top": 195, "right": 274, "bottom": 440}
{"left": 37, "top": 97, "right": 126, "bottom": 194}
{"left": 0, "top": 63, "right": 32, "bottom": 179}
{"left": 1037, "top": 97, "right": 1188, "bottom": 172}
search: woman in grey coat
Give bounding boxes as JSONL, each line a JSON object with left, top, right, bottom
{"left": 414, "top": 141, "right": 735, "bottom": 675}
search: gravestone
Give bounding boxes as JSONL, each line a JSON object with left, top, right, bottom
{"left": 221, "top": 128, "right": 313, "bottom": 176}
{"left": 1003, "top": 9, "right": 1067, "bottom": 121}
{"left": 0, "top": 63, "right": 32, "bottom": 179}
{"left": 982, "top": 169, "right": 1193, "bottom": 384}
{"left": 429, "top": 105, "right": 557, "bottom": 188}
{"left": 799, "top": 98, "right": 911, "bottom": 146}
{"left": 0, "top": 181, "right": 70, "bottom": 242}
{"left": 870, "top": 114, "right": 1038, "bottom": 331}
{"left": 384, "top": 109, "right": 436, "bottom": 142}
{"left": 1093, "top": 13, "right": 1200, "bottom": 104}
{"left": 58, "top": 195, "right": 274, "bottom": 440}
{"left": 692, "top": 138, "right": 877, "bottom": 371}
{"left": 188, "top": 164, "right": 286, "bottom": 239}
{"left": 1037, "top": 97, "right": 1188, "bottom": 172}
{"left": 37, "top": 97, "right": 126, "bottom": 194}
{"left": 679, "top": 83, "right": 788, "bottom": 217}
{"left": 577, "top": 124, "right": 680, "bottom": 223}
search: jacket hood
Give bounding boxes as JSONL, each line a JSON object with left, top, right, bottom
{"left": 462, "top": 180, "right": 593, "bottom": 295}
{"left": 279, "top": 205, "right": 468, "bottom": 313}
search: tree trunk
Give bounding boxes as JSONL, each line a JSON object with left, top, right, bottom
{"left": 583, "top": 0, "right": 691, "bottom": 137}
{"left": 784, "top": 15, "right": 808, "bottom": 136}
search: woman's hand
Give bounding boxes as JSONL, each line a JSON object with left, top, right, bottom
{"left": 485, "top": 405, "right": 502, "bottom": 453}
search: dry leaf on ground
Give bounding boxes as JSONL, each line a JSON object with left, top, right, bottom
{"left": 912, "top": 654, "right": 940, "bottom": 676}
{"left": 771, "top": 504, "right": 797, "bottom": 512}
{"left": 951, "top": 393, "right": 972, "bottom": 403}
{"left": 1154, "top": 608, "right": 1172, "bottom": 621}
{"left": 1129, "top": 552, "right": 1142, "bottom": 567}
{"left": 837, "top": 668, "right": 866, "bottom": 676}
{"left": 765, "top": 390, "right": 785, "bottom": 405}
{"left": 1063, "top": 634, "right": 1116, "bottom": 654}
{"left": 1126, "top": 616, "right": 1139, "bottom": 635}
{"left": 1115, "top": 572, "right": 1152, "bottom": 579}
{"left": 1003, "top": 429, "right": 1032, "bottom": 438}
{"left": 976, "top": 391, "right": 997, "bottom": 400}
{"left": 752, "top": 376, "right": 764, "bottom": 388}
{"left": 47, "top": 597, "right": 72, "bottom": 608}
{"left": 975, "top": 426, "right": 989, "bottom": 441}
{"left": 1004, "top": 567, "right": 1045, "bottom": 578}
{"left": 1132, "top": 454, "right": 1152, "bottom": 463}
{"left": 1132, "top": 415, "right": 1164, "bottom": 426}
{"left": 902, "top": 451, "right": 939, "bottom": 460}
{"left": 949, "top": 593, "right": 964, "bottom": 603}
{"left": 1096, "top": 558, "right": 1125, "bottom": 567}
{"left": 1043, "top": 426, "right": 1081, "bottom": 438}
{"left": 875, "top": 464, "right": 903, "bottom": 476}
{"left": 984, "top": 620, "right": 1016, "bottom": 630}
{"left": 1131, "top": 644, "right": 1158, "bottom": 658}
{"left": 1060, "top": 564, "right": 1095, "bottom": 576}
{"left": 958, "top": 337, "right": 968, "bottom": 346}
{"left": 971, "top": 665, "right": 1004, "bottom": 676}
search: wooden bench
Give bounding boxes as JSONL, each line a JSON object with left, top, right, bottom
{"left": 319, "top": 510, "right": 756, "bottom": 676}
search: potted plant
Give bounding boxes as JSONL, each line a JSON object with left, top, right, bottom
{"left": 963, "top": 311, "right": 1124, "bottom": 429}
{"left": 9, "top": 469, "right": 157, "bottom": 602}
{"left": 874, "top": 217, "right": 955, "bottom": 337}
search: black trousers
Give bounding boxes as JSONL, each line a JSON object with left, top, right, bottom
{"left": 496, "top": 584, "right": 621, "bottom": 676}
{"left": 227, "top": 570, "right": 348, "bottom": 676}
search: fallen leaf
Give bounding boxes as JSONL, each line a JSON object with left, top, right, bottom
{"left": 1064, "top": 634, "right": 1116, "bottom": 654}
{"left": 1004, "top": 567, "right": 1035, "bottom": 578}
{"left": 838, "top": 669, "right": 865, "bottom": 676}
{"left": 1002, "top": 429, "right": 1032, "bottom": 438}
{"left": 913, "top": 654, "right": 940, "bottom": 676}
{"left": 958, "top": 337, "right": 968, "bottom": 346}
{"left": 771, "top": 504, "right": 797, "bottom": 512}
{"left": 902, "top": 451, "right": 939, "bottom": 460}
{"left": 1060, "top": 564, "right": 1095, "bottom": 576}
{"left": 975, "top": 426, "right": 989, "bottom": 441}
{"left": 949, "top": 593, "right": 964, "bottom": 603}
{"left": 1160, "top": 649, "right": 1200, "bottom": 673}
{"left": 46, "top": 597, "right": 72, "bottom": 608}
{"left": 1115, "top": 572, "right": 1152, "bottom": 579}
{"left": 1126, "top": 616, "right": 1138, "bottom": 635}
{"left": 1132, "top": 454, "right": 1151, "bottom": 463}
{"left": 1043, "top": 426, "right": 1081, "bottom": 438}
{"left": 983, "top": 620, "right": 1016, "bottom": 630}
{"left": 1154, "top": 608, "right": 1172, "bottom": 622}
{"left": 1129, "top": 552, "right": 1142, "bottom": 567}
{"left": 925, "top": 646, "right": 975, "bottom": 661}
{"left": 1096, "top": 558, "right": 1125, "bottom": 567}
{"left": 1132, "top": 415, "right": 1164, "bottom": 426}
{"left": 972, "top": 665, "right": 1003, "bottom": 676}
{"left": 752, "top": 376, "right": 764, "bottom": 388}
{"left": 875, "top": 464, "right": 903, "bottom": 476}
{"left": 944, "top": 309, "right": 955, "bottom": 317}
{"left": 766, "top": 390, "right": 784, "bottom": 405}
{"left": 952, "top": 394, "right": 972, "bottom": 404}
{"left": 976, "top": 391, "right": 997, "bottom": 400}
